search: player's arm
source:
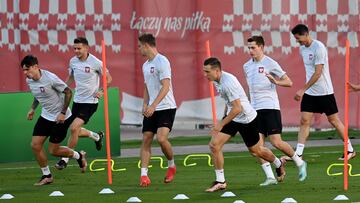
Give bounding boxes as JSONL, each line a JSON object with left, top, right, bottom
{"left": 56, "top": 87, "right": 72, "bottom": 124}
{"left": 294, "top": 64, "right": 323, "bottom": 101}
{"left": 143, "top": 84, "right": 150, "bottom": 114}
{"left": 348, "top": 82, "right": 360, "bottom": 92}
{"left": 65, "top": 71, "right": 74, "bottom": 86}
{"left": 143, "top": 78, "right": 170, "bottom": 117}
{"left": 105, "top": 71, "right": 112, "bottom": 85}
{"left": 213, "top": 99, "right": 242, "bottom": 134}
{"left": 266, "top": 73, "right": 293, "bottom": 87}
{"left": 27, "top": 98, "right": 39, "bottom": 120}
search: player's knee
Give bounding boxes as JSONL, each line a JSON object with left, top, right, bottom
{"left": 30, "top": 142, "right": 42, "bottom": 152}
{"left": 300, "top": 117, "right": 311, "bottom": 126}
{"left": 157, "top": 137, "right": 168, "bottom": 145}
{"left": 209, "top": 142, "right": 219, "bottom": 153}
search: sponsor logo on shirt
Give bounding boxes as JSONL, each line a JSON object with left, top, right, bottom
{"left": 258, "top": 67, "right": 264, "bottom": 73}
{"left": 85, "top": 67, "right": 90, "bottom": 73}
{"left": 40, "top": 87, "right": 45, "bottom": 93}
{"left": 309, "top": 54, "right": 313, "bottom": 60}
{"left": 150, "top": 67, "right": 155, "bottom": 73}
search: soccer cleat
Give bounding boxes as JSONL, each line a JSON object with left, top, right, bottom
{"left": 205, "top": 181, "right": 227, "bottom": 192}
{"left": 275, "top": 159, "right": 286, "bottom": 182}
{"left": 140, "top": 176, "right": 151, "bottom": 187}
{"left": 164, "top": 166, "right": 176, "bottom": 183}
{"left": 34, "top": 174, "right": 53, "bottom": 186}
{"left": 55, "top": 159, "right": 67, "bottom": 170}
{"left": 281, "top": 154, "right": 302, "bottom": 161}
{"left": 95, "top": 131, "right": 104, "bottom": 151}
{"left": 338, "top": 151, "right": 356, "bottom": 161}
{"left": 76, "top": 150, "right": 87, "bottom": 173}
{"left": 298, "top": 161, "right": 307, "bottom": 181}
{"left": 259, "top": 178, "right": 278, "bottom": 186}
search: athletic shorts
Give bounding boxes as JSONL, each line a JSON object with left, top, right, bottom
{"left": 256, "top": 109, "right": 282, "bottom": 136}
{"left": 71, "top": 102, "right": 98, "bottom": 124}
{"left": 301, "top": 93, "right": 338, "bottom": 116}
{"left": 33, "top": 116, "right": 72, "bottom": 144}
{"left": 220, "top": 117, "right": 260, "bottom": 147}
{"left": 142, "top": 108, "right": 176, "bottom": 134}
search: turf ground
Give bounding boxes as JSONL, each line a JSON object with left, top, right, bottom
{"left": 1, "top": 145, "right": 360, "bottom": 203}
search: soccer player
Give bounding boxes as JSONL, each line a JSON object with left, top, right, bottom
{"left": 138, "top": 33, "right": 177, "bottom": 187}
{"left": 243, "top": 36, "right": 307, "bottom": 186}
{"left": 348, "top": 83, "right": 360, "bottom": 92}
{"left": 22, "top": 55, "right": 86, "bottom": 185}
{"left": 291, "top": 24, "right": 356, "bottom": 160}
{"left": 55, "top": 37, "right": 112, "bottom": 170}
{"left": 203, "top": 57, "right": 285, "bottom": 192}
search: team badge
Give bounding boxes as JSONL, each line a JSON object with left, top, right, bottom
{"left": 309, "top": 54, "right": 313, "bottom": 60}
{"left": 150, "top": 67, "right": 155, "bottom": 73}
{"left": 85, "top": 67, "right": 90, "bottom": 73}
{"left": 258, "top": 67, "right": 264, "bottom": 73}
{"left": 40, "top": 87, "right": 45, "bottom": 92}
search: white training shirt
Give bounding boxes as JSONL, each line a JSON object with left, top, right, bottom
{"left": 300, "top": 39, "right": 334, "bottom": 96}
{"left": 69, "top": 53, "right": 106, "bottom": 104}
{"left": 142, "top": 53, "right": 177, "bottom": 111}
{"left": 213, "top": 71, "right": 257, "bottom": 124}
{"left": 243, "top": 56, "right": 285, "bottom": 110}
{"left": 26, "top": 69, "right": 71, "bottom": 122}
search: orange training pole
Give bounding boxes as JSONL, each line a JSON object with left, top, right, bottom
{"left": 101, "top": 40, "right": 112, "bottom": 184}
{"left": 344, "top": 39, "right": 350, "bottom": 191}
{"left": 206, "top": 40, "right": 217, "bottom": 125}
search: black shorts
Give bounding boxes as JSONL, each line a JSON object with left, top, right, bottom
{"left": 33, "top": 116, "right": 72, "bottom": 144}
{"left": 220, "top": 117, "right": 260, "bottom": 147}
{"left": 71, "top": 102, "right": 98, "bottom": 124}
{"left": 256, "top": 109, "right": 282, "bottom": 136}
{"left": 301, "top": 93, "right": 338, "bottom": 116}
{"left": 142, "top": 108, "right": 176, "bottom": 134}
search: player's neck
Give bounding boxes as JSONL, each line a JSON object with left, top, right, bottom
{"left": 147, "top": 49, "right": 158, "bottom": 61}
{"left": 304, "top": 38, "right": 313, "bottom": 47}
{"left": 79, "top": 53, "right": 89, "bottom": 61}
{"left": 253, "top": 54, "right": 264, "bottom": 62}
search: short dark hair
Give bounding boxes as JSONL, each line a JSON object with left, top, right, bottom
{"left": 74, "top": 37, "right": 89, "bottom": 45}
{"left": 247, "top": 35, "right": 265, "bottom": 46}
{"left": 21, "top": 55, "right": 38, "bottom": 68}
{"left": 138, "top": 33, "right": 156, "bottom": 47}
{"left": 204, "top": 57, "right": 221, "bottom": 70}
{"left": 291, "top": 24, "right": 309, "bottom": 35}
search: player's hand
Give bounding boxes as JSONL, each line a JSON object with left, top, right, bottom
{"left": 94, "top": 89, "right": 104, "bottom": 99}
{"left": 56, "top": 113, "right": 65, "bottom": 124}
{"left": 143, "top": 105, "right": 155, "bottom": 118}
{"left": 294, "top": 89, "right": 305, "bottom": 101}
{"left": 348, "top": 82, "right": 360, "bottom": 92}
{"left": 210, "top": 122, "right": 223, "bottom": 136}
{"left": 27, "top": 109, "right": 35, "bottom": 120}
{"left": 265, "top": 72, "right": 277, "bottom": 85}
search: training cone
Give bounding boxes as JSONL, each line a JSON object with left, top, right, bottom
{"left": 49, "top": 191, "right": 64, "bottom": 197}
{"left": 0, "top": 194, "right": 14, "bottom": 199}
{"left": 281, "top": 197, "right": 297, "bottom": 203}
{"left": 173, "top": 194, "right": 189, "bottom": 200}
{"left": 127, "top": 197, "right": 142, "bottom": 202}
{"left": 99, "top": 188, "right": 115, "bottom": 194}
{"left": 233, "top": 200, "right": 246, "bottom": 203}
{"left": 333, "top": 195, "right": 349, "bottom": 201}
{"left": 221, "top": 191, "right": 236, "bottom": 197}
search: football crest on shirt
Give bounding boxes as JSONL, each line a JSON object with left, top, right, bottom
{"left": 40, "top": 87, "right": 45, "bottom": 93}
{"left": 85, "top": 67, "right": 90, "bottom": 73}
{"left": 309, "top": 54, "right": 313, "bottom": 60}
{"left": 150, "top": 67, "right": 155, "bottom": 73}
{"left": 258, "top": 67, "right": 264, "bottom": 73}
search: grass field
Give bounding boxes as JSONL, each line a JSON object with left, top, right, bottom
{"left": 1, "top": 145, "right": 360, "bottom": 203}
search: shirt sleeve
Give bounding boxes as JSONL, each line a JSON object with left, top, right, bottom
{"left": 159, "top": 58, "right": 172, "bottom": 81}
{"left": 225, "top": 79, "right": 241, "bottom": 103}
{"left": 49, "top": 72, "right": 68, "bottom": 93}
{"left": 314, "top": 45, "right": 326, "bottom": 65}
{"left": 270, "top": 61, "right": 286, "bottom": 78}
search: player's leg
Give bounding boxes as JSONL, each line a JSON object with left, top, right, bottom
{"left": 295, "top": 112, "right": 313, "bottom": 157}
{"left": 258, "top": 134, "right": 277, "bottom": 186}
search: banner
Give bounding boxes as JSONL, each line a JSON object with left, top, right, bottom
{"left": 0, "top": 0, "right": 359, "bottom": 128}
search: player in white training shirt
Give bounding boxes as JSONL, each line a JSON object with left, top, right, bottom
{"left": 55, "top": 37, "right": 112, "bottom": 170}
{"left": 291, "top": 24, "right": 356, "bottom": 160}
{"left": 203, "top": 57, "right": 285, "bottom": 192}
{"left": 243, "top": 36, "right": 307, "bottom": 186}
{"left": 21, "top": 55, "right": 87, "bottom": 186}
{"left": 138, "top": 33, "right": 177, "bottom": 187}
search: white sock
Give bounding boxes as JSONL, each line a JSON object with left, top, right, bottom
{"left": 89, "top": 131, "right": 100, "bottom": 141}
{"left": 62, "top": 157, "right": 69, "bottom": 163}
{"left": 292, "top": 154, "right": 304, "bottom": 167}
{"left": 261, "top": 162, "right": 275, "bottom": 179}
{"left": 141, "top": 168, "right": 148, "bottom": 176}
{"left": 72, "top": 151, "right": 80, "bottom": 160}
{"left": 347, "top": 140, "right": 354, "bottom": 152}
{"left": 168, "top": 159, "right": 175, "bottom": 168}
{"left": 272, "top": 157, "right": 282, "bottom": 168}
{"left": 41, "top": 166, "right": 51, "bottom": 176}
{"left": 295, "top": 143, "right": 305, "bottom": 156}
{"left": 215, "top": 169, "right": 225, "bottom": 182}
